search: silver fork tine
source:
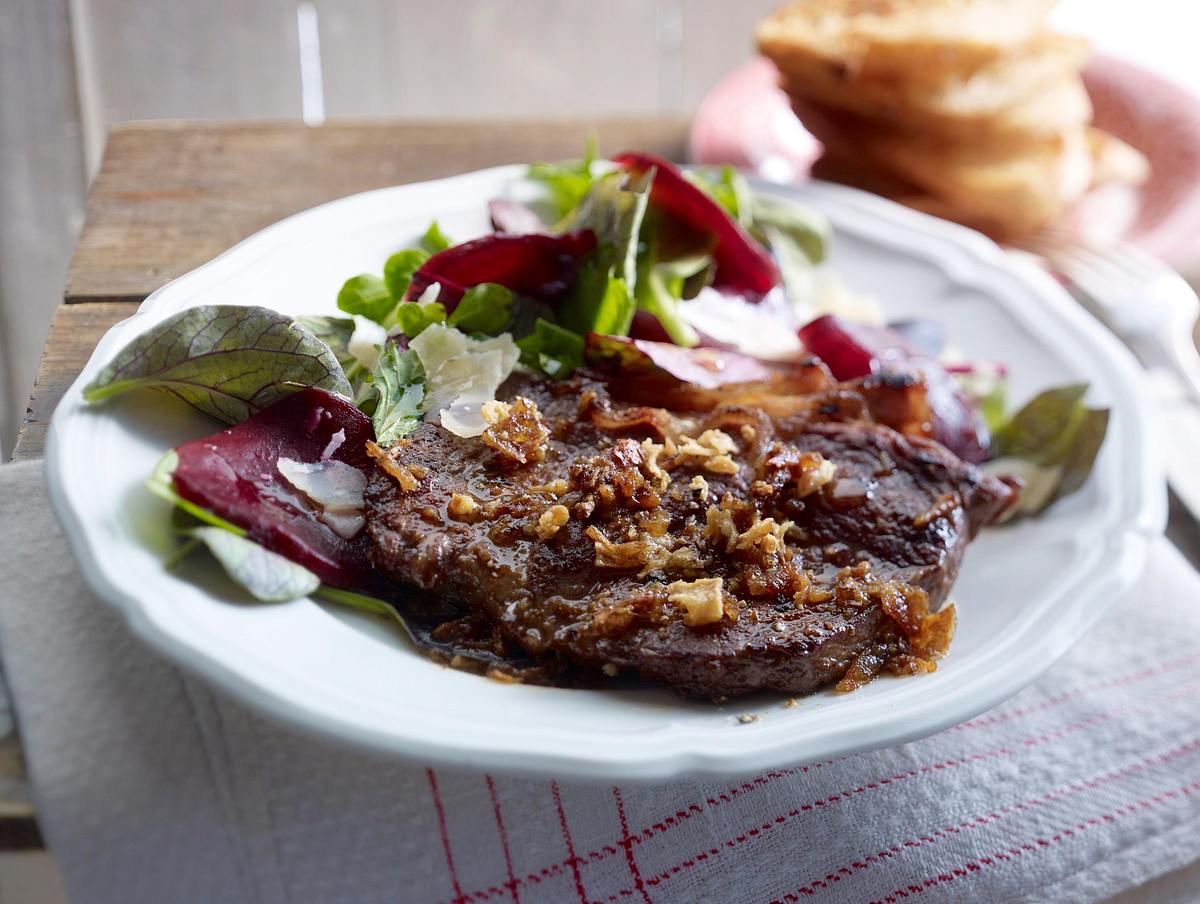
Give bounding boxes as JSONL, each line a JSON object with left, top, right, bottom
{"left": 1022, "top": 232, "right": 1200, "bottom": 405}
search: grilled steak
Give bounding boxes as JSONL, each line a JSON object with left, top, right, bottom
{"left": 365, "top": 374, "right": 1016, "bottom": 699}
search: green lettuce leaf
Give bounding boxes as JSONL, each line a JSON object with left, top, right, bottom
{"left": 295, "top": 315, "right": 356, "bottom": 370}
{"left": 987, "top": 384, "right": 1109, "bottom": 517}
{"left": 751, "top": 194, "right": 830, "bottom": 266}
{"left": 628, "top": 198, "right": 713, "bottom": 349}
{"left": 420, "top": 221, "right": 453, "bottom": 254}
{"left": 383, "top": 248, "right": 431, "bottom": 301}
{"left": 337, "top": 274, "right": 394, "bottom": 322}
{"left": 527, "top": 137, "right": 598, "bottom": 220}
{"left": 686, "top": 165, "right": 754, "bottom": 228}
{"left": 634, "top": 248, "right": 711, "bottom": 348}
{"left": 517, "top": 317, "right": 585, "bottom": 378}
{"left": 555, "top": 170, "right": 651, "bottom": 336}
{"left": 371, "top": 341, "right": 426, "bottom": 445}
{"left": 189, "top": 526, "right": 320, "bottom": 602}
{"left": 449, "top": 283, "right": 515, "bottom": 334}
{"left": 294, "top": 314, "right": 376, "bottom": 400}
{"left": 313, "top": 586, "right": 408, "bottom": 624}
{"left": 394, "top": 301, "right": 447, "bottom": 338}
{"left": 83, "top": 305, "right": 352, "bottom": 424}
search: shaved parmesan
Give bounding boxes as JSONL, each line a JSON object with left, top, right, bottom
{"left": 277, "top": 457, "right": 367, "bottom": 539}
{"left": 321, "top": 428, "right": 346, "bottom": 461}
{"left": 409, "top": 324, "right": 519, "bottom": 438}
{"left": 415, "top": 282, "right": 442, "bottom": 305}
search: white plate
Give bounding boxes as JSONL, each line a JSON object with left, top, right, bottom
{"left": 46, "top": 167, "right": 1166, "bottom": 783}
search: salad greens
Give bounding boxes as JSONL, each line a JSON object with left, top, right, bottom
{"left": 419, "top": 220, "right": 453, "bottom": 254}
{"left": 687, "top": 164, "right": 754, "bottom": 228}
{"left": 554, "top": 170, "right": 650, "bottom": 337}
{"left": 394, "top": 300, "right": 448, "bottom": 338}
{"left": 77, "top": 144, "right": 1116, "bottom": 618}
{"left": 336, "top": 274, "right": 394, "bottom": 323}
{"left": 516, "top": 317, "right": 585, "bottom": 378}
{"left": 449, "top": 283, "right": 515, "bottom": 334}
{"left": 83, "top": 305, "right": 352, "bottom": 424}
{"left": 383, "top": 248, "right": 430, "bottom": 301}
{"left": 189, "top": 526, "right": 321, "bottom": 602}
{"left": 634, "top": 232, "right": 711, "bottom": 347}
{"left": 987, "top": 385, "right": 1110, "bottom": 516}
{"left": 527, "top": 137, "right": 598, "bottom": 220}
{"left": 370, "top": 341, "right": 425, "bottom": 446}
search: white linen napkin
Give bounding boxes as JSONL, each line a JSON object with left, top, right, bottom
{"left": 2, "top": 458, "right": 1199, "bottom": 904}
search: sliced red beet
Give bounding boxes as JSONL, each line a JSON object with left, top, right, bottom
{"left": 172, "top": 388, "right": 383, "bottom": 592}
{"left": 405, "top": 231, "right": 596, "bottom": 308}
{"left": 798, "top": 314, "right": 990, "bottom": 463}
{"left": 584, "top": 333, "right": 776, "bottom": 390}
{"left": 612, "top": 151, "right": 779, "bottom": 298}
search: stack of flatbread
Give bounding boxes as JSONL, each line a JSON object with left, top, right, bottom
{"left": 756, "top": 0, "right": 1149, "bottom": 239}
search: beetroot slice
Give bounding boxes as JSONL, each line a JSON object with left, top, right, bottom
{"left": 172, "top": 388, "right": 382, "bottom": 592}
{"left": 405, "top": 231, "right": 596, "bottom": 308}
{"left": 612, "top": 151, "right": 780, "bottom": 298}
{"left": 798, "top": 315, "right": 990, "bottom": 463}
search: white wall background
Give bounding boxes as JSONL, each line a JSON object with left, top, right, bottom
{"left": 2, "top": 0, "right": 1198, "bottom": 458}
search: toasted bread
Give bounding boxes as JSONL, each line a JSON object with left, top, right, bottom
{"left": 757, "top": 0, "right": 1057, "bottom": 82}
{"left": 784, "top": 73, "right": 1092, "bottom": 146}
{"left": 769, "top": 32, "right": 1089, "bottom": 128}
{"left": 806, "top": 101, "right": 1093, "bottom": 234}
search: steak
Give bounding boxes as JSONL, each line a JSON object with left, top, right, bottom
{"left": 365, "top": 374, "right": 1016, "bottom": 699}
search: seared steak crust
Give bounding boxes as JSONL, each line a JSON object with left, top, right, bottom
{"left": 366, "top": 374, "right": 1014, "bottom": 699}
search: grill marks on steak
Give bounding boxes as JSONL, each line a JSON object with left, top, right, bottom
{"left": 365, "top": 375, "right": 1015, "bottom": 699}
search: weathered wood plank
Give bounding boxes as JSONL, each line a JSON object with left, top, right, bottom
{"left": 65, "top": 119, "right": 690, "bottom": 304}
{"left": 12, "top": 303, "right": 137, "bottom": 462}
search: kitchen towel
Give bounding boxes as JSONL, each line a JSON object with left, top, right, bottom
{"left": 2, "top": 458, "right": 1199, "bottom": 904}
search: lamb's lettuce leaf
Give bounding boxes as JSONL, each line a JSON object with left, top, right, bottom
{"left": 383, "top": 249, "right": 431, "bottom": 301}
{"left": 395, "top": 301, "right": 447, "bottom": 338}
{"left": 517, "top": 317, "right": 585, "bottom": 378}
{"left": 420, "top": 221, "right": 453, "bottom": 254}
{"left": 83, "top": 305, "right": 352, "bottom": 424}
{"left": 337, "top": 274, "right": 394, "bottom": 322}
{"left": 449, "top": 283, "right": 515, "bottom": 335}
{"left": 345, "top": 223, "right": 450, "bottom": 326}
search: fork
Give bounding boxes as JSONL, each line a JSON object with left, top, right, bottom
{"left": 1016, "top": 229, "right": 1200, "bottom": 520}
{"left": 1020, "top": 230, "right": 1200, "bottom": 404}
